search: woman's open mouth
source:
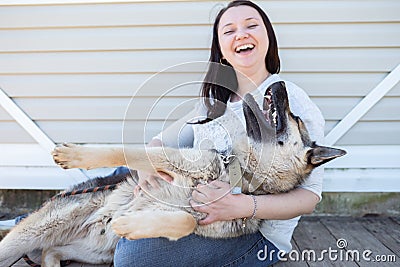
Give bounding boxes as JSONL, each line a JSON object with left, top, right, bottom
{"left": 235, "top": 43, "right": 255, "bottom": 54}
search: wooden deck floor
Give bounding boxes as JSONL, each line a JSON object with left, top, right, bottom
{"left": 275, "top": 216, "right": 399, "bottom": 267}
{"left": 4, "top": 216, "right": 400, "bottom": 267}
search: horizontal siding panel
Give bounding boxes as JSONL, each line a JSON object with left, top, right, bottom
{"left": 0, "top": 166, "right": 89, "bottom": 190}
{"left": 0, "top": 1, "right": 398, "bottom": 29}
{"left": 1, "top": 96, "right": 398, "bottom": 121}
{"left": 3, "top": 73, "right": 400, "bottom": 98}
{"left": 276, "top": 23, "right": 400, "bottom": 48}
{"left": 282, "top": 73, "right": 400, "bottom": 97}
{"left": 1, "top": 23, "right": 399, "bottom": 52}
{"left": 314, "top": 97, "right": 400, "bottom": 121}
{"left": 0, "top": 26, "right": 212, "bottom": 52}
{"left": 325, "top": 145, "right": 400, "bottom": 169}
{"left": 325, "top": 121, "right": 400, "bottom": 145}
{"left": 8, "top": 97, "right": 196, "bottom": 120}
{"left": 36, "top": 120, "right": 169, "bottom": 144}
{"left": 324, "top": 169, "right": 400, "bottom": 192}
{"left": 0, "top": 73, "right": 205, "bottom": 97}
{"left": 0, "top": 106, "right": 12, "bottom": 120}
{"left": 262, "top": 1, "right": 400, "bottom": 24}
{"left": 0, "top": 50, "right": 209, "bottom": 74}
{"left": 0, "top": 122, "right": 36, "bottom": 142}
{"left": 0, "top": 2, "right": 216, "bottom": 28}
{"left": 280, "top": 48, "right": 399, "bottom": 73}
{"left": 0, "top": 144, "right": 55, "bottom": 166}
{"left": 1, "top": 49, "right": 398, "bottom": 74}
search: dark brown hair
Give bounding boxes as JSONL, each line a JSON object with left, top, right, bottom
{"left": 198, "top": 0, "right": 280, "bottom": 123}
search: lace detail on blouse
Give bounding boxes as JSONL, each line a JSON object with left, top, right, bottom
{"left": 192, "top": 107, "right": 246, "bottom": 156}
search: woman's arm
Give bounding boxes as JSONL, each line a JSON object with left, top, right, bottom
{"left": 191, "top": 181, "right": 319, "bottom": 225}
{"left": 137, "top": 107, "right": 199, "bottom": 189}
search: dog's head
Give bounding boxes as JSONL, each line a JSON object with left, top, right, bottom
{"left": 240, "top": 81, "right": 346, "bottom": 193}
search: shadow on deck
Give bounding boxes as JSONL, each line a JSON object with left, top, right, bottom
{"left": 3, "top": 216, "right": 399, "bottom": 267}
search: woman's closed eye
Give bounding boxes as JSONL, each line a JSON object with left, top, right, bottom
{"left": 223, "top": 29, "right": 235, "bottom": 35}
{"left": 248, "top": 24, "right": 258, "bottom": 29}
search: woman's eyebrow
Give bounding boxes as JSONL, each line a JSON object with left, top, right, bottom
{"left": 221, "top": 22, "right": 233, "bottom": 29}
{"left": 221, "top": 17, "right": 259, "bottom": 29}
{"left": 246, "top": 17, "right": 259, "bottom": 21}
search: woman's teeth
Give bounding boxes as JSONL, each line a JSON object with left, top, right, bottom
{"left": 235, "top": 44, "right": 255, "bottom": 53}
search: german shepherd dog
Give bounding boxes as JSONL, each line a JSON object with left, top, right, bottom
{"left": 0, "top": 81, "right": 345, "bottom": 266}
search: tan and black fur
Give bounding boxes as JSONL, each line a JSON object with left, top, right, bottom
{"left": 0, "top": 81, "right": 346, "bottom": 267}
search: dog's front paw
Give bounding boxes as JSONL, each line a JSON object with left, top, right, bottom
{"left": 52, "top": 143, "right": 87, "bottom": 169}
{"left": 111, "top": 215, "right": 140, "bottom": 240}
{"left": 112, "top": 210, "right": 196, "bottom": 241}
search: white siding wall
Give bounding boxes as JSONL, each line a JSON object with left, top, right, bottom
{"left": 0, "top": 0, "right": 399, "bottom": 190}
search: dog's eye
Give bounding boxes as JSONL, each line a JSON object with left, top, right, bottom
{"left": 278, "top": 141, "right": 284, "bottom": 146}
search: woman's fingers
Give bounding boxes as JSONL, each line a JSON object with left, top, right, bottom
{"left": 189, "top": 199, "right": 218, "bottom": 225}
{"left": 191, "top": 189, "right": 210, "bottom": 204}
{"left": 133, "top": 185, "right": 141, "bottom": 196}
{"left": 157, "top": 171, "right": 174, "bottom": 183}
{"left": 137, "top": 171, "right": 160, "bottom": 190}
{"left": 146, "top": 175, "right": 161, "bottom": 189}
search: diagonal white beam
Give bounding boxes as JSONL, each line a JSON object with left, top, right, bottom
{"left": 325, "top": 63, "right": 400, "bottom": 146}
{"left": 0, "top": 87, "right": 88, "bottom": 181}
{"left": 0, "top": 87, "right": 55, "bottom": 152}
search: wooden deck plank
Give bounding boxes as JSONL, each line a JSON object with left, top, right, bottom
{"left": 321, "top": 217, "right": 398, "bottom": 266}
{"left": 274, "top": 239, "right": 309, "bottom": 267}
{"left": 292, "top": 217, "right": 357, "bottom": 267}
{"left": 390, "top": 216, "right": 400, "bottom": 226}
{"left": 360, "top": 217, "right": 400, "bottom": 257}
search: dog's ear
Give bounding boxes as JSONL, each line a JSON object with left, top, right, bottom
{"left": 307, "top": 146, "right": 346, "bottom": 167}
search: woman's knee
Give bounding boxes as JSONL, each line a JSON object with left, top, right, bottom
{"left": 114, "top": 237, "right": 182, "bottom": 267}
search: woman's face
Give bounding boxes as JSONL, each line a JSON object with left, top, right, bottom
{"left": 218, "top": 5, "right": 269, "bottom": 74}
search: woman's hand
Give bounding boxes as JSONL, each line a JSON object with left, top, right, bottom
{"left": 190, "top": 180, "right": 254, "bottom": 225}
{"left": 134, "top": 170, "right": 173, "bottom": 196}
{"left": 134, "top": 138, "right": 174, "bottom": 195}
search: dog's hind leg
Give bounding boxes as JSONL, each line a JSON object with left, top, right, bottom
{"left": 112, "top": 209, "right": 197, "bottom": 241}
{"left": 41, "top": 248, "right": 62, "bottom": 267}
{"left": 41, "top": 243, "right": 113, "bottom": 267}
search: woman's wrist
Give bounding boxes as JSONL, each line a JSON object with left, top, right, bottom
{"left": 239, "top": 194, "right": 258, "bottom": 229}
{"left": 248, "top": 195, "right": 257, "bottom": 219}
{"left": 237, "top": 194, "right": 257, "bottom": 219}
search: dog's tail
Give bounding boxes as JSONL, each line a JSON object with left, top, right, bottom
{"left": 0, "top": 196, "right": 83, "bottom": 267}
{"left": 0, "top": 214, "right": 44, "bottom": 267}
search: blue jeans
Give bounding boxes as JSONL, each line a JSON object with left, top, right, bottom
{"left": 114, "top": 232, "right": 280, "bottom": 267}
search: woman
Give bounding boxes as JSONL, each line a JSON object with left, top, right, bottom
{"left": 114, "top": 1, "right": 325, "bottom": 266}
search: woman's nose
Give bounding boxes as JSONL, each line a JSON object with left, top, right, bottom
{"left": 235, "top": 29, "right": 249, "bottom": 40}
